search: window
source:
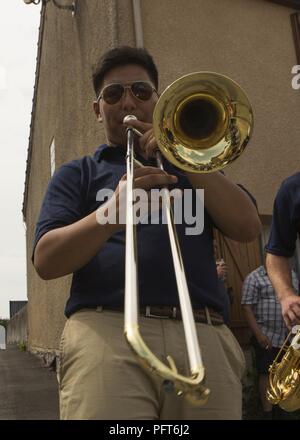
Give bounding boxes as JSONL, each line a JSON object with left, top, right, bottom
{"left": 50, "top": 138, "right": 55, "bottom": 176}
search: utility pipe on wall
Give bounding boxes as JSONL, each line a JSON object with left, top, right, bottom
{"left": 132, "top": 0, "right": 144, "bottom": 47}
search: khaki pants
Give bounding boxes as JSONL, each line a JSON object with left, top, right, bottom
{"left": 58, "top": 308, "right": 245, "bottom": 420}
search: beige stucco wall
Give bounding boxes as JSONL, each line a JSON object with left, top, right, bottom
{"left": 141, "top": 0, "right": 300, "bottom": 212}
{"left": 25, "top": 0, "right": 300, "bottom": 352}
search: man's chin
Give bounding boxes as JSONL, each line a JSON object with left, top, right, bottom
{"left": 106, "top": 127, "right": 126, "bottom": 147}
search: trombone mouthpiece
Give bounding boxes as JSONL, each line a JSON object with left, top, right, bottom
{"left": 123, "top": 115, "right": 138, "bottom": 124}
{"left": 123, "top": 115, "right": 142, "bottom": 137}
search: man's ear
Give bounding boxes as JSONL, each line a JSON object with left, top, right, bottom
{"left": 93, "top": 101, "right": 103, "bottom": 122}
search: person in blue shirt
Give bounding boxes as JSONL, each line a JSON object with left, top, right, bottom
{"left": 32, "top": 46, "right": 261, "bottom": 420}
{"left": 266, "top": 173, "right": 300, "bottom": 330}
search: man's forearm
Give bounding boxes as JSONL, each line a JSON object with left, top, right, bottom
{"left": 242, "top": 305, "right": 263, "bottom": 339}
{"left": 266, "top": 253, "right": 295, "bottom": 301}
{"left": 185, "top": 171, "right": 261, "bottom": 242}
{"left": 33, "top": 210, "right": 117, "bottom": 280}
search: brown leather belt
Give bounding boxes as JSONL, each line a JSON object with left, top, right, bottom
{"left": 142, "top": 305, "right": 224, "bottom": 325}
{"left": 98, "top": 305, "right": 224, "bottom": 325}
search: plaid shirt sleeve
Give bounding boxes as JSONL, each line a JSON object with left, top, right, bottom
{"left": 292, "top": 270, "right": 300, "bottom": 294}
{"left": 241, "top": 272, "right": 259, "bottom": 305}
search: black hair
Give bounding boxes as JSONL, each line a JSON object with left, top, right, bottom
{"left": 92, "top": 46, "right": 158, "bottom": 97}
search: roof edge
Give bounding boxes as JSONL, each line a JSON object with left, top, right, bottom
{"left": 22, "top": 2, "right": 47, "bottom": 222}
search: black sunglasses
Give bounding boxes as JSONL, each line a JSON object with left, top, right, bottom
{"left": 98, "top": 81, "right": 157, "bottom": 105}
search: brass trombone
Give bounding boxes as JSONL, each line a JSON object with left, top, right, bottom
{"left": 124, "top": 72, "right": 253, "bottom": 405}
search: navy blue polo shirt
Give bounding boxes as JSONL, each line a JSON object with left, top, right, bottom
{"left": 266, "top": 172, "right": 300, "bottom": 257}
{"left": 33, "top": 144, "right": 226, "bottom": 318}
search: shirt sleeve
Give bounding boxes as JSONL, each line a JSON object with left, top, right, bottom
{"left": 292, "top": 270, "right": 300, "bottom": 294}
{"left": 265, "top": 180, "right": 298, "bottom": 257}
{"left": 32, "top": 162, "right": 84, "bottom": 262}
{"left": 241, "top": 273, "right": 258, "bottom": 305}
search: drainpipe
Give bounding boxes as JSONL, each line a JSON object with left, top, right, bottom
{"left": 132, "top": 0, "right": 144, "bottom": 47}
{"left": 111, "top": 0, "right": 118, "bottom": 47}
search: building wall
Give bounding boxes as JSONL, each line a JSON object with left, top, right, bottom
{"left": 25, "top": 0, "right": 299, "bottom": 352}
{"left": 6, "top": 306, "right": 28, "bottom": 345}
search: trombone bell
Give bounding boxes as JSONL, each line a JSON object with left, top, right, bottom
{"left": 174, "top": 93, "right": 228, "bottom": 149}
{"left": 153, "top": 71, "right": 253, "bottom": 173}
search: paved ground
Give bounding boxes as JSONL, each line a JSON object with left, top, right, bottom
{"left": 0, "top": 345, "right": 59, "bottom": 420}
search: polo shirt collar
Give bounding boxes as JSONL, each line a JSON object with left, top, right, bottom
{"left": 94, "top": 143, "right": 157, "bottom": 167}
{"left": 95, "top": 144, "right": 126, "bottom": 162}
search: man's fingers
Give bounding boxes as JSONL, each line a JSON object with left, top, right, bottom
{"left": 144, "top": 136, "right": 159, "bottom": 158}
{"left": 139, "top": 129, "right": 153, "bottom": 145}
{"left": 285, "top": 309, "right": 299, "bottom": 329}
{"left": 133, "top": 166, "right": 161, "bottom": 176}
{"left": 138, "top": 131, "right": 158, "bottom": 159}
{"left": 131, "top": 166, "right": 178, "bottom": 187}
{"left": 134, "top": 173, "right": 177, "bottom": 191}
{"left": 285, "top": 301, "right": 300, "bottom": 328}
{"left": 123, "top": 118, "right": 152, "bottom": 133}
{"left": 290, "top": 301, "right": 300, "bottom": 318}
{"left": 121, "top": 166, "right": 175, "bottom": 181}
{"left": 133, "top": 166, "right": 172, "bottom": 177}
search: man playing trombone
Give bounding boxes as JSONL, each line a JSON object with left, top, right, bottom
{"left": 32, "top": 46, "right": 261, "bottom": 420}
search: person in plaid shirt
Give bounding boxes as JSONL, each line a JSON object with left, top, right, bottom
{"left": 241, "top": 263, "right": 299, "bottom": 419}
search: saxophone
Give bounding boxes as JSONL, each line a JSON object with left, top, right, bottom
{"left": 267, "top": 326, "right": 300, "bottom": 411}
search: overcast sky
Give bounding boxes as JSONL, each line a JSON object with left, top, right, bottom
{"left": 0, "top": 1, "right": 41, "bottom": 319}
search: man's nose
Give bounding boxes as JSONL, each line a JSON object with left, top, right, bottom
{"left": 121, "top": 88, "right": 137, "bottom": 111}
